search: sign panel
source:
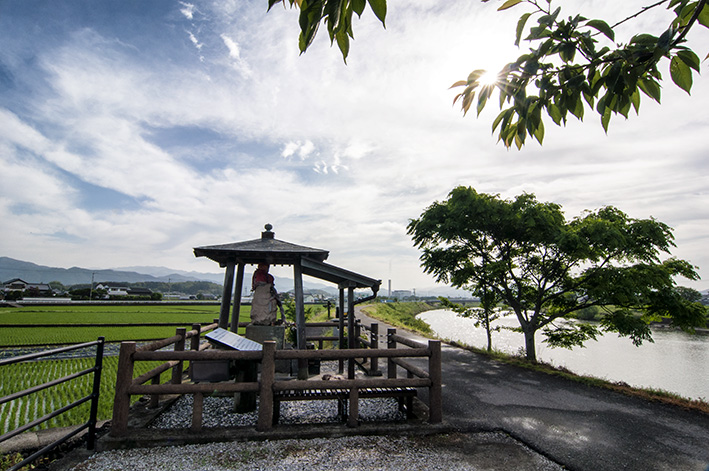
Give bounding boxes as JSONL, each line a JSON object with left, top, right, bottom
{"left": 206, "top": 327, "right": 263, "bottom": 351}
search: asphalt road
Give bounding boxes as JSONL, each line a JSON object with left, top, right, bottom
{"left": 357, "top": 308, "right": 709, "bottom": 471}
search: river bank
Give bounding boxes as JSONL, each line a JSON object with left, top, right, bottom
{"left": 418, "top": 309, "right": 709, "bottom": 402}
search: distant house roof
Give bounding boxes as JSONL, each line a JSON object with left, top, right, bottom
{"left": 193, "top": 225, "right": 329, "bottom": 267}
{"left": 96, "top": 282, "right": 129, "bottom": 288}
{"left": 127, "top": 287, "right": 152, "bottom": 295}
{"left": 3, "top": 278, "right": 28, "bottom": 285}
{"left": 3, "top": 279, "right": 51, "bottom": 292}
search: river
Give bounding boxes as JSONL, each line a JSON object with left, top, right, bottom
{"left": 418, "top": 309, "right": 709, "bottom": 401}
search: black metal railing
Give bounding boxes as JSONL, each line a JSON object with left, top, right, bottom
{"left": 0, "top": 337, "right": 105, "bottom": 471}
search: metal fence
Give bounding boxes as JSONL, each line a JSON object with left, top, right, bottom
{"left": 0, "top": 338, "right": 105, "bottom": 471}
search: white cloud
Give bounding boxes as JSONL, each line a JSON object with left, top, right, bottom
{"left": 1, "top": 1, "right": 708, "bottom": 290}
{"left": 179, "top": 2, "right": 196, "bottom": 20}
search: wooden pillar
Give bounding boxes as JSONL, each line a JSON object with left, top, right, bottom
{"left": 370, "top": 323, "right": 379, "bottom": 375}
{"left": 231, "top": 262, "right": 245, "bottom": 333}
{"left": 428, "top": 339, "right": 442, "bottom": 423}
{"left": 338, "top": 287, "right": 345, "bottom": 374}
{"left": 294, "top": 258, "right": 308, "bottom": 379}
{"left": 219, "top": 261, "right": 236, "bottom": 329}
{"left": 387, "top": 328, "right": 397, "bottom": 379}
{"left": 171, "top": 328, "right": 186, "bottom": 384}
{"left": 110, "top": 342, "right": 136, "bottom": 437}
{"left": 347, "top": 387, "right": 359, "bottom": 427}
{"left": 347, "top": 285, "right": 355, "bottom": 379}
{"left": 257, "top": 341, "right": 276, "bottom": 431}
{"left": 192, "top": 392, "right": 204, "bottom": 430}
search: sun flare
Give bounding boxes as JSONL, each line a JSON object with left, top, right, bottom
{"left": 478, "top": 70, "right": 499, "bottom": 86}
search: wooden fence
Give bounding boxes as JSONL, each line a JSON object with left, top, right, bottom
{"left": 110, "top": 321, "right": 441, "bottom": 435}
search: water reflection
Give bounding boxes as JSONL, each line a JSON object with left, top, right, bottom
{"left": 418, "top": 309, "right": 709, "bottom": 401}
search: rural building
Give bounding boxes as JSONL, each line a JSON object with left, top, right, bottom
{"left": 2, "top": 278, "right": 52, "bottom": 295}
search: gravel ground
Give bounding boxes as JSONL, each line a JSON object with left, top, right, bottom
{"left": 66, "top": 396, "right": 563, "bottom": 471}
{"left": 63, "top": 361, "right": 563, "bottom": 470}
{"left": 70, "top": 433, "right": 563, "bottom": 471}
{"left": 149, "top": 395, "right": 406, "bottom": 429}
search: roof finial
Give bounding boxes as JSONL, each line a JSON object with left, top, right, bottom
{"left": 262, "top": 224, "right": 274, "bottom": 239}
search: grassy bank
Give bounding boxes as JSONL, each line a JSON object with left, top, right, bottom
{"left": 360, "top": 301, "right": 438, "bottom": 334}
{"left": 365, "top": 302, "right": 709, "bottom": 415}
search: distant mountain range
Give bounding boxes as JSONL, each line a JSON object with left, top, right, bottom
{"left": 0, "top": 256, "right": 477, "bottom": 297}
{"left": 0, "top": 257, "right": 220, "bottom": 286}
{"left": 0, "top": 257, "right": 339, "bottom": 294}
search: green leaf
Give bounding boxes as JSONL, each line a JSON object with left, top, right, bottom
{"left": 670, "top": 55, "right": 693, "bottom": 94}
{"left": 637, "top": 77, "right": 662, "bottom": 103}
{"left": 477, "top": 86, "right": 491, "bottom": 116}
{"left": 569, "top": 94, "right": 584, "bottom": 120}
{"left": 698, "top": 2, "right": 709, "bottom": 27}
{"left": 601, "top": 107, "right": 611, "bottom": 133}
{"left": 630, "top": 88, "right": 641, "bottom": 114}
{"left": 586, "top": 19, "right": 615, "bottom": 41}
{"left": 533, "top": 118, "right": 545, "bottom": 144}
{"left": 367, "top": 0, "right": 387, "bottom": 27}
{"left": 515, "top": 13, "right": 532, "bottom": 46}
{"left": 352, "top": 0, "right": 366, "bottom": 16}
{"left": 335, "top": 30, "right": 350, "bottom": 63}
{"left": 676, "top": 49, "right": 701, "bottom": 72}
{"left": 498, "top": 0, "right": 523, "bottom": 11}
{"left": 547, "top": 102, "right": 563, "bottom": 125}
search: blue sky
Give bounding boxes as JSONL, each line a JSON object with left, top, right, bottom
{"left": 1, "top": 0, "right": 708, "bottom": 294}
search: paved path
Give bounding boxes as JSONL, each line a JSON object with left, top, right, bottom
{"left": 356, "top": 307, "right": 709, "bottom": 471}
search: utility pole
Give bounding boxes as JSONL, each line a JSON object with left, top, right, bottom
{"left": 89, "top": 272, "right": 96, "bottom": 301}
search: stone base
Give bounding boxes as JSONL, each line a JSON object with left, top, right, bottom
{"left": 245, "top": 325, "right": 285, "bottom": 348}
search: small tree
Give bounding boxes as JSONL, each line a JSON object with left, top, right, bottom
{"left": 440, "top": 293, "right": 502, "bottom": 352}
{"left": 408, "top": 186, "right": 707, "bottom": 362}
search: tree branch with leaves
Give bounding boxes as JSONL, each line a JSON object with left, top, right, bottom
{"left": 270, "top": 0, "right": 708, "bottom": 148}
{"left": 452, "top": 0, "right": 708, "bottom": 148}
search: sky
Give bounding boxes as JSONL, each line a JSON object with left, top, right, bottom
{"left": 1, "top": 0, "right": 708, "bottom": 295}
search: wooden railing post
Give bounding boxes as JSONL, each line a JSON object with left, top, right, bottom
{"left": 190, "top": 323, "right": 201, "bottom": 351}
{"left": 148, "top": 375, "right": 160, "bottom": 409}
{"left": 192, "top": 392, "right": 204, "bottom": 430}
{"left": 111, "top": 342, "right": 136, "bottom": 437}
{"left": 428, "top": 340, "right": 442, "bottom": 423}
{"left": 257, "top": 341, "right": 276, "bottom": 431}
{"left": 387, "top": 328, "right": 397, "bottom": 379}
{"left": 370, "top": 323, "right": 379, "bottom": 375}
{"left": 171, "top": 328, "right": 186, "bottom": 384}
{"left": 347, "top": 387, "right": 359, "bottom": 427}
{"left": 187, "top": 323, "right": 201, "bottom": 379}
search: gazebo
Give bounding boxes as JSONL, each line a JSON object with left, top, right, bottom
{"left": 193, "top": 224, "right": 381, "bottom": 367}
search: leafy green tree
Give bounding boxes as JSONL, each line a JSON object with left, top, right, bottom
{"left": 270, "top": 0, "right": 708, "bottom": 147}
{"left": 407, "top": 186, "right": 707, "bottom": 361}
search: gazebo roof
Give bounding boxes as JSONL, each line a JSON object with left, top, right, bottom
{"left": 193, "top": 224, "right": 380, "bottom": 292}
{"left": 301, "top": 257, "right": 380, "bottom": 291}
{"left": 193, "top": 224, "right": 329, "bottom": 267}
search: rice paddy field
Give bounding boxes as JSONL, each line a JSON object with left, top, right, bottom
{"left": 0, "top": 303, "right": 252, "bottom": 436}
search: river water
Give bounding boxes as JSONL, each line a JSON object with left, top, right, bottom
{"left": 418, "top": 309, "right": 709, "bottom": 401}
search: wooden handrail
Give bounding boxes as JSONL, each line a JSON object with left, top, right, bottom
{"left": 111, "top": 322, "right": 443, "bottom": 436}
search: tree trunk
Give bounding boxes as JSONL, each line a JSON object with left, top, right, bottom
{"left": 523, "top": 328, "right": 537, "bottom": 362}
{"left": 484, "top": 314, "right": 492, "bottom": 352}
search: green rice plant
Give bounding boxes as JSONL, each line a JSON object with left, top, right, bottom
{"left": 0, "top": 356, "right": 162, "bottom": 435}
{"left": 0, "top": 304, "right": 224, "bottom": 325}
